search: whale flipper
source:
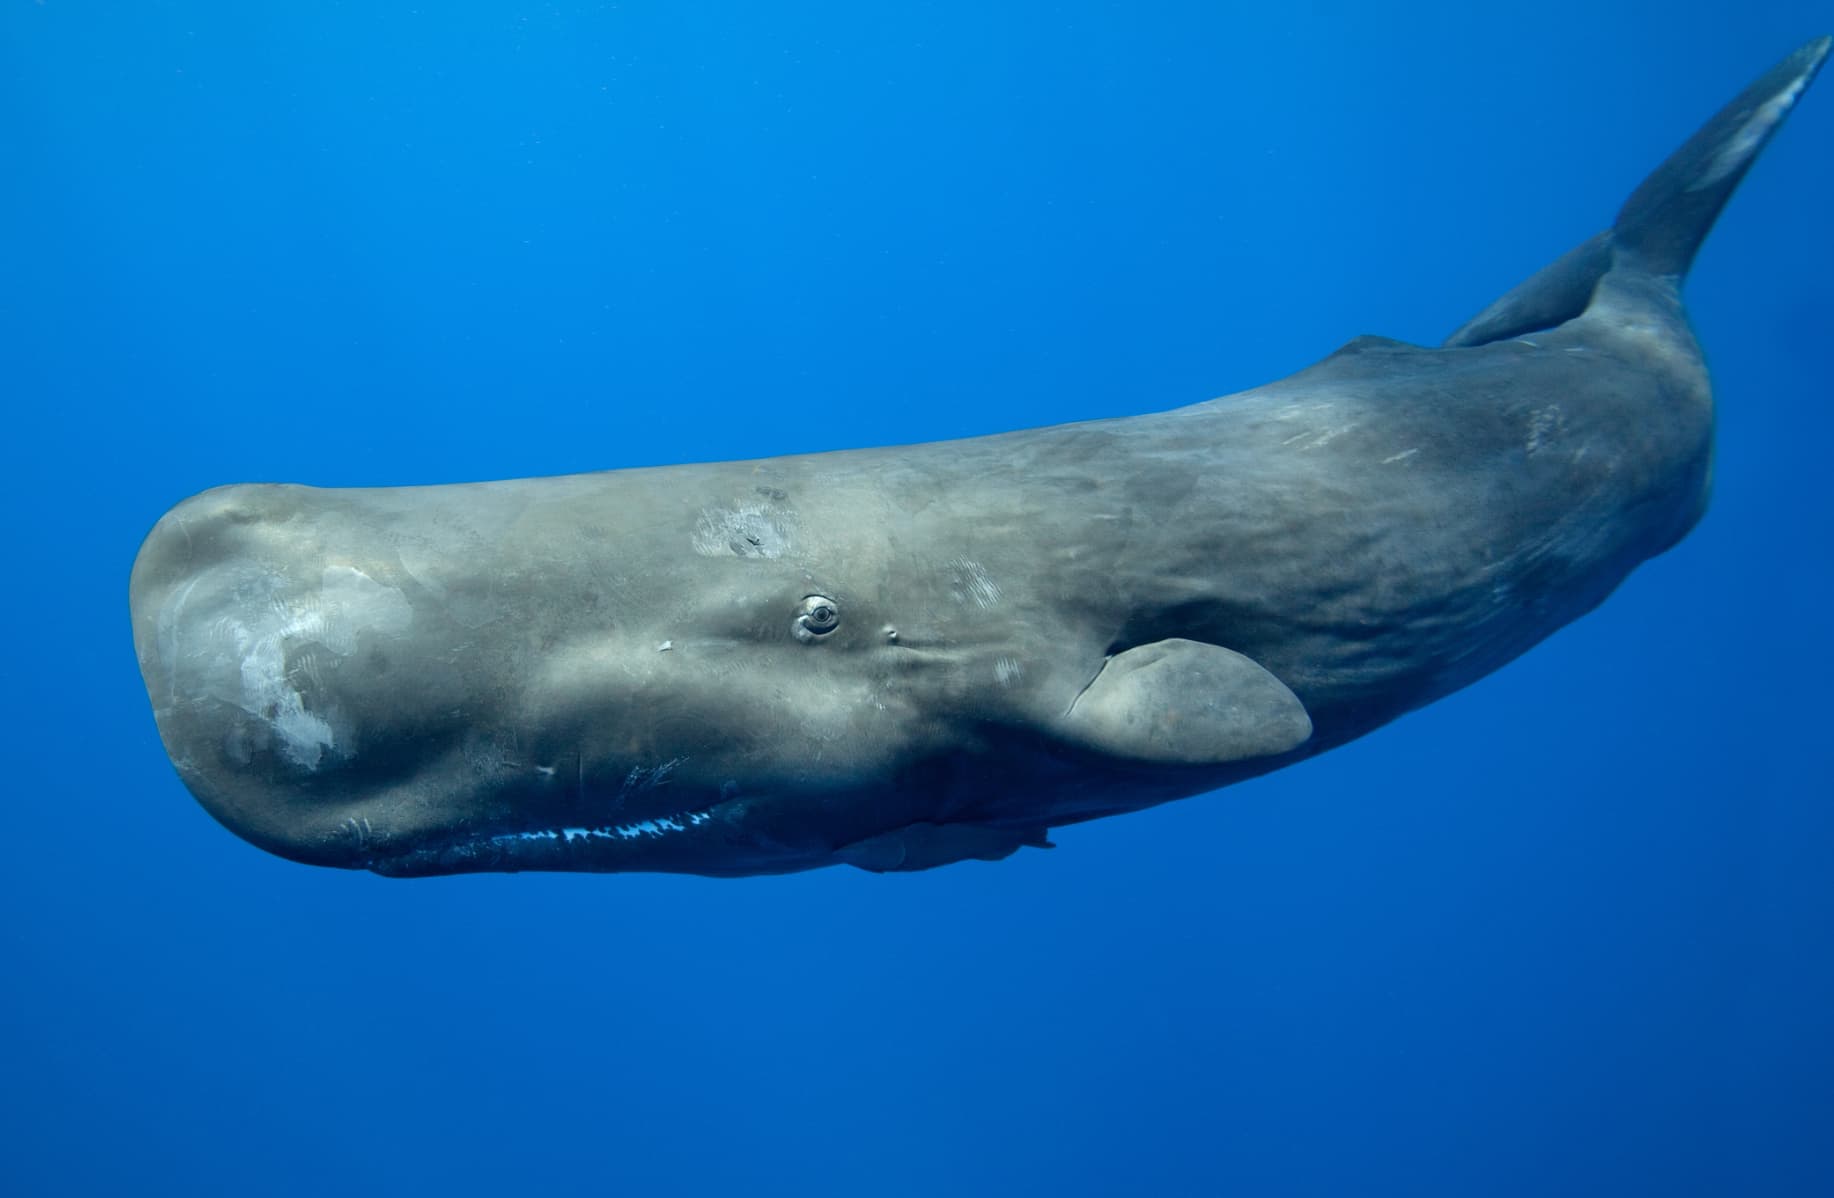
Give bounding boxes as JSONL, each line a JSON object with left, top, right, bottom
{"left": 836, "top": 823, "right": 1053, "bottom": 873}
{"left": 1061, "top": 639, "right": 1312, "bottom": 767}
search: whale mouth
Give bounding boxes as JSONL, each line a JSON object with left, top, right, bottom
{"left": 365, "top": 806, "right": 725, "bottom": 877}
{"left": 488, "top": 809, "right": 718, "bottom": 847}
{"left": 355, "top": 803, "right": 832, "bottom": 876}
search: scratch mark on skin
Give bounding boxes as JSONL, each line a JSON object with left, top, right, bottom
{"left": 1381, "top": 448, "right": 1420, "bottom": 465}
{"left": 204, "top": 565, "right": 413, "bottom": 771}
{"left": 620, "top": 758, "right": 683, "bottom": 799}
{"left": 1526, "top": 405, "right": 1567, "bottom": 457}
{"left": 1283, "top": 422, "right": 1359, "bottom": 451}
{"left": 693, "top": 504, "right": 796, "bottom": 559}
{"left": 341, "top": 816, "right": 373, "bottom": 849}
{"left": 1695, "top": 69, "right": 1810, "bottom": 190}
{"left": 947, "top": 558, "right": 1001, "bottom": 609}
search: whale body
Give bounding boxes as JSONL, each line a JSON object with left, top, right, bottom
{"left": 129, "top": 40, "right": 1829, "bottom": 877}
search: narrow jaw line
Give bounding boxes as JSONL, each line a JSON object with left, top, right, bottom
{"left": 363, "top": 806, "right": 720, "bottom": 876}
{"left": 487, "top": 809, "right": 715, "bottom": 847}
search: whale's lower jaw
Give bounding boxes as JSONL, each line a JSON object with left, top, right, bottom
{"left": 360, "top": 801, "right": 827, "bottom": 879}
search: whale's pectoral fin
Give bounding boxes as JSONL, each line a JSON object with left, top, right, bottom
{"left": 836, "top": 822, "right": 1053, "bottom": 873}
{"left": 1062, "top": 638, "right": 1312, "bottom": 766}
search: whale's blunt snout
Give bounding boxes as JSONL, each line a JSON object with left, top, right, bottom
{"left": 129, "top": 484, "right": 415, "bottom": 869}
{"left": 132, "top": 486, "right": 243, "bottom": 709}
{"left": 130, "top": 484, "right": 296, "bottom": 716}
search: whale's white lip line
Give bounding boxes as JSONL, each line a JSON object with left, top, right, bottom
{"left": 490, "top": 809, "right": 714, "bottom": 845}
{"left": 378, "top": 806, "right": 720, "bottom": 866}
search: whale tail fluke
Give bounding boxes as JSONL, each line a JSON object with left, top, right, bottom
{"left": 1613, "top": 36, "right": 1829, "bottom": 278}
{"left": 1443, "top": 36, "right": 1829, "bottom": 349}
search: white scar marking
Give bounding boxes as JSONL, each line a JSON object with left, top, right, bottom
{"left": 1381, "top": 448, "right": 1419, "bottom": 465}
{"left": 1693, "top": 74, "right": 1806, "bottom": 192}
{"left": 1271, "top": 400, "right": 1357, "bottom": 451}
{"left": 620, "top": 759, "right": 683, "bottom": 798}
{"left": 220, "top": 565, "right": 412, "bottom": 770}
{"left": 995, "top": 656, "right": 1023, "bottom": 686}
{"left": 1526, "top": 405, "right": 1566, "bottom": 457}
{"left": 947, "top": 558, "right": 1001, "bottom": 609}
{"left": 693, "top": 504, "right": 796, "bottom": 558}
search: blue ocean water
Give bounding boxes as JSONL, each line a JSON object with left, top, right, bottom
{"left": 3, "top": 3, "right": 1829, "bottom": 1194}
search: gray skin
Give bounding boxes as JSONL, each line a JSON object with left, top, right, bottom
{"left": 130, "top": 39, "right": 1828, "bottom": 877}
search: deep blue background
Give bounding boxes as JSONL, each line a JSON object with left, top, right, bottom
{"left": 3, "top": 4, "right": 1829, "bottom": 1194}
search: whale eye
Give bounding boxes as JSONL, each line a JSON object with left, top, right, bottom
{"left": 794, "top": 595, "right": 840, "bottom": 641}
